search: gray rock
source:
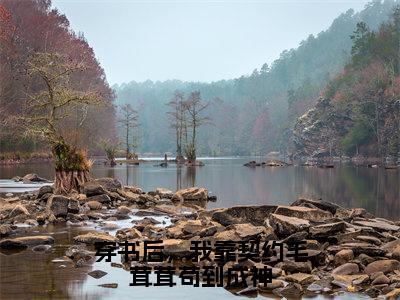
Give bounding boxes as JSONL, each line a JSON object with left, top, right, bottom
{"left": 82, "top": 182, "right": 106, "bottom": 197}
{"left": 291, "top": 198, "right": 341, "bottom": 215}
{"left": 269, "top": 213, "right": 310, "bottom": 236}
{"left": 212, "top": 205, "right": 277, "bottom": 226}
{"left": 309, "top": 221, "right": 346, "bottom": 237}
{"left": 37, "top": 185, "right": 54, "bottom": 198}
{"left": 88, "top": 270, "right": 108, "bottom": 279}
{"left": 273, "top": 282, "right": 303, "bottom": 298}
{"left": 93, "top": 178, "right": 122, "bottom": 192}
{"left": 46, "top": 195, "right": 70, "bottom": 217}
{"left": 68, "top": 199, "right": 80, "bottom": 214}
{"left": 274, "top": 205, "right": 333, "bottom": 221}
{"left": 275, "top": 261, "right": 312, "bottom": 273}
{"left": 353, "top": 220, "right": 400, "bottom": 232}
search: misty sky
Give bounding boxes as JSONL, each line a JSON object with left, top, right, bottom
{"left": 52, "top": 0, "right": 370, "bottom": 85}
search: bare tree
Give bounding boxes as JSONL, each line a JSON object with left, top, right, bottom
{"left": 118, "top": 104, "right": 139, "bottom": 159}
{"left": 184, "top": 91, "right": 210, "bottom": 163}
{"left": 166, "top": 90, "right": 187, "bottom": 161}
{"left": 17, "top": 52, "right": 107, "bottom": 194}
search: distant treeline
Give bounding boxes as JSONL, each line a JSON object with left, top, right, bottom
{"left": 114, "top": 0, "right": 398, "bottom": 156}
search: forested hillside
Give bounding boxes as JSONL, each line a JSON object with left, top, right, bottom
{"left": 115, "top": 0, "right": 399, "bottom": 156}
{"left": 0, "top": 0, "right": 115, "bottom": 158}
{"left": 294, "top": 6, "right": 400, "bottom": 159}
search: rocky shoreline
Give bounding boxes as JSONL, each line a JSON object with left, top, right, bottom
{"left": 1, "top": 177, "right": 400, "bottom": 299}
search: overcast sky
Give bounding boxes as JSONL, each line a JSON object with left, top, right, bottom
{"left": 52, "top": 0, "right": 370, "bottom": 85}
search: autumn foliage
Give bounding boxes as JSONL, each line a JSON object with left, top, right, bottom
{"left": 0, "top": 0, "right": 116, "bottom": 155}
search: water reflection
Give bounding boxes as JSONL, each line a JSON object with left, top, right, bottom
{"left": 0, "top": 158, "right": 399, "bottom": 219}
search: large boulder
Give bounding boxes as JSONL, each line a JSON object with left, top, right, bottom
{"left": 172, "top": 187, "right": 208, "bottom": 202}
{"left": 229, "top": 223, "right": 267, "bottom": 241}
{"left": 0, "top": 235, "right": 54, "bottom": 249}
{"left": 117, "top": 189, "right": 141, "bottom": 202}
{"left": 46, "top": 195, "right": 70, "bottom": 217}
{"left": 82, "top": 182, "right": 107, "bottom": 197}
{"left": 94, "top": 178, "right": 122, "bottom": 192}
{"left": 309, "top": 221, "right": 346, "bottom": 237}
{"left": 274, "top": 205, "right": 332, "bottom": 221}
{"left": 212, "top": 205, "right": 277, "bottom": 226}
{"left": 268, "top": 213, "right": 310, "bottom": 236}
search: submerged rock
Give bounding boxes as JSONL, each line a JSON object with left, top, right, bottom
{"left": 0, "top": 235, "right": 54, "bottom": 249}
{"left": 88, "top": 270, "right": 108, "bottom": 279}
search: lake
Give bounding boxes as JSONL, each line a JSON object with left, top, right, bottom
{"left": 0, "top": 157, "right": 398, "bottom": 299}
{"left": 0, "top": 157, "right": 399, "bottom": 219}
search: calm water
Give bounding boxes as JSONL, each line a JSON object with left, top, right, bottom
{"left": 0, "top": 157, "right": 399, "bottom": 219}
{"left": 0, "top": 157, "right": 391, "bottom": 299}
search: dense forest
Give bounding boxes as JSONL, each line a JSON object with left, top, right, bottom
{"left": 294, "top": 6, "right": 400, "bottom": 159}
{"left": 1, "top": 0, "right": 399, "bottom": 159}
{"left": 0, "top": 0, "right": 116, "bottom": 158}
{"left": 114, "top": 0, "right": 399, "bottom": 156}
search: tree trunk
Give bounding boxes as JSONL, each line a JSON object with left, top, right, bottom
{"left": 54, "top": 169, "right": 90, "bottom": 194}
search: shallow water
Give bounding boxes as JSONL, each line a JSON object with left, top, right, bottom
{"left": 1, "top": 157, "right": 399, "bottom": 219}
{"left": 0, "top": 157, "right": 398, "bottom": 299}
{"left": 0, "top": 220, "right": 370, "bottom": 300}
